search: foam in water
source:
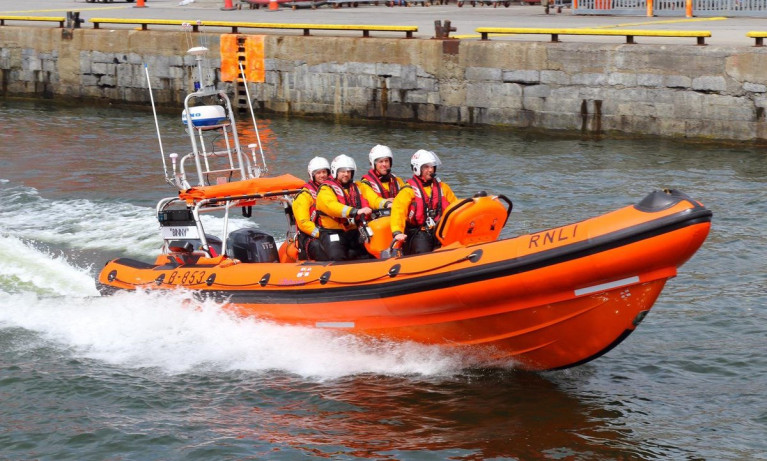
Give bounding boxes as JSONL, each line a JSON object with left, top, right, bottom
{"left": 0, "top": 289, "right": 465, "bottom": 379}
{"left": 0, "top": 183, "right": 262, "bottom": 259}
{"left": 1, "top": 184, "right": 159, "bottom": 257}
{"left": 0, "top": 234, "right": 99, "bottom": 297}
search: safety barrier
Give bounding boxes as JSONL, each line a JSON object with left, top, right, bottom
{"left": 89, "top": 18, "right": 418, "bottom": 37}
{"left": 239, "top": 0, "right": 391, "bottom": 8}
{"left": 575, "top": 0, "right": 767, "bottom": 17}
{"left": 747, "top": 31, "right": 767, "bottom": 46}
{"left": 476, "top": 27, "right": 711, "bottom": 45}
{"left": 0, "top": 15, "right": 66, "bottom": 27}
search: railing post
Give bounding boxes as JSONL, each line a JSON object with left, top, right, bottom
{"left": 646, "top": 0, "right": 653, "bottom": 16}
{"left": 434, "top": 20, "right": 456, "bottom": 39}
{"left": 66, "top": 11, "right": 82, "bottom": 29}
{"left": 685, "top": 0, "right": 693, "bottom": 17}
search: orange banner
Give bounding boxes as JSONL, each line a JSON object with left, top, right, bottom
{"left": 219, "top": 35, "right": 266, "bottom": 83}
{"left": 219, "top": 34, "right": 239, "bottom": 82}
{"left": 245, "top": 35, "right": 266, "bottom": 83}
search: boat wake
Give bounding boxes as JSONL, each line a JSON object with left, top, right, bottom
{"left": 0, "top": 234, "right": 475, "bottom": 379}
{"left": 0, "top": 234, "right": 99, "bottom": 297}
{"left": 0, "top": 185, "right": 480, "bottom": 379}
{"left": 0, "top": 288, "right": 474, "bottom": 379}
{"left": 0, "top": 183, "right": 264, "bottom": 260}
{"left": 1, "top": 183, "right": 159, "bottom": 257}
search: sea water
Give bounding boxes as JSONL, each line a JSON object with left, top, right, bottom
{"left": 1, "top": 99, "right": 765, "bottom": 460}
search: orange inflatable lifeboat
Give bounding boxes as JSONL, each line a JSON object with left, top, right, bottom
{"left": 97, "top": 186, "right": 711, "bottom": 371}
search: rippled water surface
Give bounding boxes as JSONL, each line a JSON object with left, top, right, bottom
{"left": 1, "top": 99, "right": 765, "bottom": 460}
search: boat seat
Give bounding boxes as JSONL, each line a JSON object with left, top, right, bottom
{"left": 170, "top": 253, "right": 204, "bottom": 266}
{"left": 168, "top": 241, "right": 195, "bottom": 253}
{"left": 436, "top": 194, "right": 512, "bottom": 246}
{"left": 113, "top": 258, "right": 156, "bottom": 269}
{"left": 364, "top": 216, "right": 393, "bottom": 259}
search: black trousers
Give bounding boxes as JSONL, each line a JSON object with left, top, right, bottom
{"left": 319, "top": 229, "right": 371, "bottom": 261}
{"left": 404, "top": 227, "right": 440, "bottom": 255}
{"left": 297, "top": 232, "right": 327, "bottom": 261}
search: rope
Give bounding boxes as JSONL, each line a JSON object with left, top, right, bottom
{"left": 108, "top": 251, "right": 478, "bottom": 290}
{"left": 395, "top": 253, "right": 476, "bottom": 276}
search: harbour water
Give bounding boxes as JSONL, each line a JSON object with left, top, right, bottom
{"left": 1, "top": 99, "right": 765, "bottom": 460}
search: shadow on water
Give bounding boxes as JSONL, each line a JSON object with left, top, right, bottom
{"left": 2, "top": 331, "right": 659, "bottom": 460}
{"left": 167, "top": 369, "right": 675, "bottom": 460}
{"left": 0, "top": 334, "right": 720, "bottom": 460}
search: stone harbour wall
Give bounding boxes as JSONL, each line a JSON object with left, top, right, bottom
{"left": 2, "top": 26, "right": 767, "bottom": 141}
{"left": 0, "top": 27, "right": 205, "bottom": 103}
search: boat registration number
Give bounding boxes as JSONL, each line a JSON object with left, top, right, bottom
{"left": 161, "top": 226, "right": 200, "bottom": 239}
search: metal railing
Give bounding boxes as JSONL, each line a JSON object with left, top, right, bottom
{"left": 574, "top": 0, "right": 767, "bottom": 16}
{"left": 476, "top": 27, "right": 711, "bottom": 44}
{"left": 747, "top": 30, "right": 767, "bottom": 45}
{"left": 0, "top": 15, "right": 65, "bottom": 27}
{"left": 89, "top": 18, "right": 418, "bottom": 37}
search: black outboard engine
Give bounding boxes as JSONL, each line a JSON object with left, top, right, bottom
{"left": 226, "top": 229, "right": 279, "bottom": 263}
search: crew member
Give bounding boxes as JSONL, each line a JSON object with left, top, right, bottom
{"left": 316, "top": 154, "right": 373, "bottom": 260}
{"left": 391, "top": 150, "right": 458, "bottom": 255}
{"left": 292, "top": 156, "right": 331, "bottom": 261}
{"left": 358, "top": 144, "right": 405, "bottom": 210}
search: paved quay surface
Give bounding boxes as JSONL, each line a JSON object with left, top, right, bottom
{"left": 1, "top": 0, "right": 766, "bottom": 46}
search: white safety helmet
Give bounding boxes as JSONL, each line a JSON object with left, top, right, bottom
{"left": 411, "top": 149, "right": 442, "bottom": 175}
{"left": 330, "top": 154, "right": 357, "bottom": 178}
{"left": 369, "top": 144, "right": 393, "bottom": 168}
{"left": 307, "top": 156, "right": 331, "bottom": 180}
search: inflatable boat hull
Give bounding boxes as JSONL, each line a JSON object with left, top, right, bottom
{"left": 98, "top": 190, "right": 711, "bottom": 370}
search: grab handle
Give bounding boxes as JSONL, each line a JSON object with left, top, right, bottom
{"left": 380, "top": 237, "right": 403, "bottom": 259}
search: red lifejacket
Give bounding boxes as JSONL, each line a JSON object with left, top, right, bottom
{"left": 320, "top": 178, "right": 369, "bottom": 226}
{"left": 406, "top": 176, "right": 450, "bottom": 228}
{"left": 361, "top": 170, "right": 400, "bottom": 199}
{"left": 300, "top": 181, "right": 321, "bottom": 226}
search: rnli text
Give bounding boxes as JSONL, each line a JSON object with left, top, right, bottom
{"left": 528, "top": 224, "right": 578, "bottom": 248}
